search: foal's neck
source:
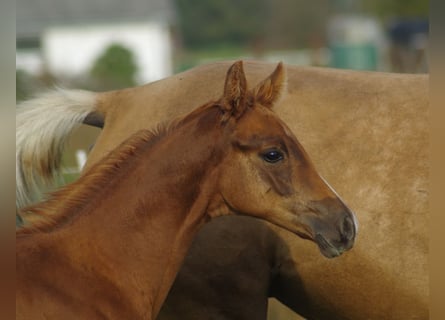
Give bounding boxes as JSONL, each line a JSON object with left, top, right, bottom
{"left": 21, "top": 108, "right": 225, "bottom": 319}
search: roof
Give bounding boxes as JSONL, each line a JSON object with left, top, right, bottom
{"left": 17, "top": 0, "right": 176, "bottom": 40}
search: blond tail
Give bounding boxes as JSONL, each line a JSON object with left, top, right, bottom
{"left": 16, "top": 89, "right": 98, "bottom": 208}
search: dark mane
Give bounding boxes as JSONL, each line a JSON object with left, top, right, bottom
{"left": 17, "top": 125, "right": 170, "bottom": 234}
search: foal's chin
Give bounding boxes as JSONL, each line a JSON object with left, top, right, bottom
{"left": 314, "top": 234, "right": 346, "bottom": 259}
{"left": 290, "top": 228, "right": 351, "bottom": 259}
{"left": 285, "top": 219, "right": 356, "bottom": 259}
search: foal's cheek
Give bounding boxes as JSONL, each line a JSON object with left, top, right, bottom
{"left": 219, "top": 157, "right": 266, "bottom": 212}
{"left": 233, "top": 177, "right": 275, "bottom": 214}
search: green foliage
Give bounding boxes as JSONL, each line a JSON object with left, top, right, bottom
{"left": 16, "top": 69, "right": 51, "bottom": 101}
{"left": 174, "top": 0, "right": 268, "bottom": 49}
{"left": 261, "top": 0, "right": 332, "bottom": 48}
{"left": 362, "top": 0, "right": 429, "bottom": 19}
{"left": 173, "top": 0, "right": 427, "bottom": 51}
{"left": 174, "top": 0, "right": 334, "bottom": 50}
{"left": 16, "top": 69, "right": 35, "bottom": 101}
{"left": 89, "top": 43, "right": 138, "bottom": 90}
{"left": 174, "top": 46, "right": 249, "bottom": 72}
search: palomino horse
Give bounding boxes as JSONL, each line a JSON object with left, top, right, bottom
{"left": 16, "top": 61, "right": 357, "bottom": 319}
{"left": 17, "top": 60, "right": 428, "bottom": 319}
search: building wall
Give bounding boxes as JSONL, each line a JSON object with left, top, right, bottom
{"left": 39, "top": 22, "right": 172, "bottom": 84}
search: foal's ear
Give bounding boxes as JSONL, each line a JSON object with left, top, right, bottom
{"left": 251, "top": 62, "right": 286, "bottom": 109}
{"left": 220, "top": 61, "right": 248, "bottom": 120}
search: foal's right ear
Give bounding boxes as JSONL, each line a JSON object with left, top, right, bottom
{"left": 220, "top": 61, "right": 248, "bottom": 121}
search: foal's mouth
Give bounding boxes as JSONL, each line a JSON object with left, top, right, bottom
{"left": 314, "top": 233, "right": 346, "bottom": 259}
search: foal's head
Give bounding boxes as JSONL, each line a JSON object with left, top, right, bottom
{"left": 206, "top": 61, "right": 357, "bottom": 258}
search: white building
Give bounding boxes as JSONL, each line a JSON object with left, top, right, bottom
{"left": 16, "top": 0, "right": 176, "bottom": 84}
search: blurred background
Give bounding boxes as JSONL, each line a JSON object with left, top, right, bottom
{"left": 17, "top": 0, "right": 429, "bottom": 101}
{"left": 16, "top": 1, "right": 429, "bottom": 319}
{"left": 15, "top": 0, "right": 430, "bottom": 176}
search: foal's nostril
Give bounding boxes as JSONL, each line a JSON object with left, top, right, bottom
{"left": 340, "top": 215, "right": 355, "bottom": 242}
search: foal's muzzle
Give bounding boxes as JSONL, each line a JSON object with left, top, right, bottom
{"left": 308, "top": 200, "right": 358, "bottom": 259}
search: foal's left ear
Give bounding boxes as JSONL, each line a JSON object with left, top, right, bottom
{"left": 220, "top": 61, "right": 248, "bottom": 120}
{"left": 251, "top": 62, "right": 286, "bottom": 109}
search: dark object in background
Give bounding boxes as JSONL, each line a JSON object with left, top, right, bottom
{"left": 388, "top": 18, "right": 428, "bottom": 73}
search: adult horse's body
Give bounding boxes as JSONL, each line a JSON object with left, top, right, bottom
{"left": 17, "top": 60, "right": 428, "bottom": 319}
{"left": 17, "top": 62, "right": 356, "bottom": 319}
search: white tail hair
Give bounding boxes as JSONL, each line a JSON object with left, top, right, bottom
{"left": 16, "top": 88, "right": 98, "bottom": 208}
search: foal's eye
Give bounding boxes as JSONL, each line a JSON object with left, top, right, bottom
{"left": 261, "top": 150, "right": 284, "bottom": 163}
